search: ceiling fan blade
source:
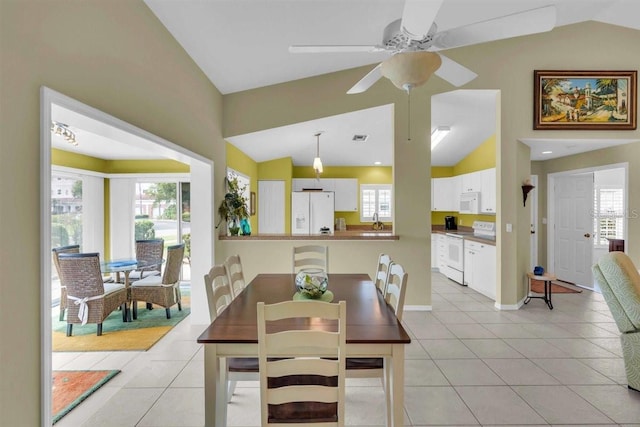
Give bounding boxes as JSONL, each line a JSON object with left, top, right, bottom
{"left": 289, "top": 45, "right": 385, "bottom": 54}
{"left": 401, "top": 0, "right": 444, "bottom": 40}
{"left": 431, "top": 5, "right": 556, "bottom": 51}
{"left": 434, "top": 54, "right": 478, "bottom": 87}
{"left": 347, "top": 64, "right": 383, "bottom": 94}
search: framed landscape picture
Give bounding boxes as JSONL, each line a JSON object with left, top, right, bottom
{"left": 534, "top": 70, "right": 637, "bottom": 130}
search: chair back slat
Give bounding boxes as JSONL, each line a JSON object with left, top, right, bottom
{"left": 385, "top": 262, "right": 408, "bottom": 322}
{"left": 258, "top": 300, "right": 346, "bottom": 427}
{"left": 204, "top": 265, "right": 233, "bottom": 322}
{"left": 224, "top": 254, "right": 246, "bottom": 298}
{"left": 374, "top": 253, "right": 392, "bottom": 294}
{"left": 293, "top": 245, "right": 328, "bottom": 273}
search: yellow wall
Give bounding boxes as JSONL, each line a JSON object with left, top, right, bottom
{"left": 431, "top": 135, "right": 497, "bottom": 227}
{"left": 226, "top": 142, "right": 259, "bottom": 231}
{"left": 293, "top": 166, "right": 393, "bottom": 226}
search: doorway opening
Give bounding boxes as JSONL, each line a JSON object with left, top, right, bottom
{"left": 547, "top": 162, "right": 628, "bottom": 290}
{"left": 41, "top": 87, "right": 213, "bottom": 426}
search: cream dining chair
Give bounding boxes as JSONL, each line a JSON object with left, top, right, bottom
{"left": 346, "top": 261, "right": 408, "bottom": 427}
{"left": 374, "top": 253, "right": 392, "bottom": 294}
{"left": 257, "top": 300, "right": 347, "bottom": 427}
{"left": 204, "top": 264, "right": 260, "bottom": 402}
{"left": 224, "top": 254, "right": 246, "bottom": 298}
{"left": 292, "top": 245, "right": 328, "bottom": 273}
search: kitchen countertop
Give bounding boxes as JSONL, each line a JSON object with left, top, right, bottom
{"left": 219, "top": 229, "right": 399, "bottom": 241}
{"left": 432, "top": 226, "right": 496, "bottom": 246}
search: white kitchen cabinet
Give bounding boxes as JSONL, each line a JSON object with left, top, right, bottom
{"left": 292, "top": 178, "right": 357, "bottom": 211}
{"left": 436, "top": 234, "right": 449, "bottom": 275}
{"left": 464, "top": 240, "right": 496, "bottom": 300}
{"left": 431, "top": 235, "right": 438, "bottom": 270}
{"left": 460, "top": 171, "right": 482, "bottom": 193}
{"left": 333, "top": 178, "right": 358, "bottom": 211}
{"left": 292, "top": 178, "right": 322, "bottom": 191}
{"left": 432, "top": 177, "right": 459, "bottom": 211}
{"left": 480, "top": 168, "right": 497, "bottom": 214}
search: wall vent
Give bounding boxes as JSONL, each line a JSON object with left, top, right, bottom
{"left": 352, "top": 134, "right": 369, "bottom": 142}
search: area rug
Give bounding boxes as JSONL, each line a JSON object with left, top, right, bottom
{"left": 530, "top": 280, "right": 582, "bottom": 294}
{"left": 52, "top": 293, "right": 190, "bottom": 352}
{"left": 52, "top": 370, "right": 119, "bottom": 424}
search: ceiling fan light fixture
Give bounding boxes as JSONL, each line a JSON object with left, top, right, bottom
{"left": 431, "top": 126, "right": 450, "bottom": 150}
{"left": 381, "top": 51, "right": 442, "bottom": 92}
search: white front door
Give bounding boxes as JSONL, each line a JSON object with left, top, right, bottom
{"left": 554, "top": 173, "right": 594, "bottom": 286}
{"left": 530, "top": 175, "right": 538, "bottom": 270}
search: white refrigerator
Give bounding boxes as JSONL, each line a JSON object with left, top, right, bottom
{"left": 291, "top": 191, "right": 335, "bottom": 235}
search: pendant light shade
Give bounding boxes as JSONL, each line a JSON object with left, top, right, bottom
{"left": 381, "top": 51, "right": 442, "bottom": 92}
{"left": 313, "top": 132, "right": 324, "bottom": 175}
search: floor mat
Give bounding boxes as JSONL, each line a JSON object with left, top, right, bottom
{"left": 52, "top": 370, "right": 119, "bottom": 424}
{"left": 52, "top": 294, "right": 190, "bottom": 352}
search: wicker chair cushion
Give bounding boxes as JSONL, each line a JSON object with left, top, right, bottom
{"left": 104, "top": 282, "right": 126, "bottom": 295}
{"left": 131, "top": 275, "right": 173, "bottom": 287}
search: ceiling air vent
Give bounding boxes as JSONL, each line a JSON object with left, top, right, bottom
{"left": 352, "top": 134, "right": 369, "bottom": 142}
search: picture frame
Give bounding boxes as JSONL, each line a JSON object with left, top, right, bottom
{"left": 533, "top": 70, "right": 637, "bottom": 130}
{"left": 250, "top": 191, "right": 256, "bottom": 216}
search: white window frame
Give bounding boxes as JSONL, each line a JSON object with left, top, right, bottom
{"left": 593, "top": 185, "right": 624, "bottom": 247}
{"left": 360, "top": 184, "right": 392, "bottom": 222}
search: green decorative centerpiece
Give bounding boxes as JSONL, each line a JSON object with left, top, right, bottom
{"left": 217, "top": 175, "right": 249, "bottom": 236}
{"left": 295, "top": 268, "right": 329, "bottom": 299}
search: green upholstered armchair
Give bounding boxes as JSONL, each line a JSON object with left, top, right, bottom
{"left": 592, "top": 252, "right": 640, "bottom": 391}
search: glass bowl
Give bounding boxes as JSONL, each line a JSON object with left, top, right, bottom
{"left": 295, "top": 269, "right": 328, "bottom": 299}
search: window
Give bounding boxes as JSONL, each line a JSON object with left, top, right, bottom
{"left": 360, "top": 184, "right": 392, "bottom": 222}
{"left": 593, "top": 187, "right": 624, "bottom": 246}
{"left": 227, "top": 168, "right": 250, "bottom": 208}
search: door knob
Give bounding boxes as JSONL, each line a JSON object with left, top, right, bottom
{"left": 584, "top": 233, "right": 591, "bottom": 238}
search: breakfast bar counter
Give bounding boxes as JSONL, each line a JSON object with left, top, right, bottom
{"left": 219, "top": 229, "right": 399, "bottom": 241}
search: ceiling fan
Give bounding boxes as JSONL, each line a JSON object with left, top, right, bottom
{"left": 290, "top": 0, "right": 556, "bottom": 94}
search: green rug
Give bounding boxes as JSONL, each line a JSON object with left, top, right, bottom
{"left": 52, "top": 291, "right": 190, "bottom": 352}
{"left": 52, "top": 370, "right": 120, "bottom": 424}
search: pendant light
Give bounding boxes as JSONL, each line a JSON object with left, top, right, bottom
{"left": 313, "top": 131, "right": 324, "bottom": 177}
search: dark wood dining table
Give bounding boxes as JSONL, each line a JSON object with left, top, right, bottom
{"left": 197, "top": 273, "right": 411, "bottom": 427}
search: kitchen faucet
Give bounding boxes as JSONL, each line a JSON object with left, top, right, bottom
{"left": 372, "top": 212, "right": 384, "bottom": 230}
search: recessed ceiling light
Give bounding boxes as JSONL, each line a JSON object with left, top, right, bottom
{"left": 542, "top": 150, "right": 552, "bottom": 154}
{"left": 374, "top": 161, "right": 382, "bottom": 165}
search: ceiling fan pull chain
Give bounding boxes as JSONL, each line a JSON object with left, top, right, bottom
{"left": 407, "top": 89, "right": 411, "bottom": 142}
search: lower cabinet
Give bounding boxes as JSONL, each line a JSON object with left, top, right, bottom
{"left": 464, "top": 240, "right": 496, "bottom": 300}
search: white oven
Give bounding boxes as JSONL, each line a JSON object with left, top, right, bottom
{"left": 445, "top": 234, "right": 465, "bottom": 284}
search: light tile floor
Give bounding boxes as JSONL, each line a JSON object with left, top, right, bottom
{"left": 53, "top": 272, "right": 640, "bottom": 426}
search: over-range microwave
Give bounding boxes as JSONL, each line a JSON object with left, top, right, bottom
{"left": 459, "top": 192, "right": 480, "bottom": 214}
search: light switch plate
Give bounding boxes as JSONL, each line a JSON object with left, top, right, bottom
{"left": 506, "top": 223, "right": 513, "bottom": 232}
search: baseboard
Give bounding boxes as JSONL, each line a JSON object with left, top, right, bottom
{"left": 494, "top": 299, "right": 525, "bottom": 310}
{"left": 404, "top": 305, "right": 432, "bottom": 311}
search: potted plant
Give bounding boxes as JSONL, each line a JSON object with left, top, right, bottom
{"left": 217, "top": 175, "right": 249, "bottom": 236}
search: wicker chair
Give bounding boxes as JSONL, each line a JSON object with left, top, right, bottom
{"left": 130, "top": 243, "right": 184, "bottom": 319}
{"left": 224, "top": 254, "right": 246, "bottom": 298}
{"left": 128, "top": 239, "right": 164, "bottom": 281}
{"left": 52, "top": 245, "right": 80, "bottom": 321}
{"left": 57, "top": 252, "right": 128, "bottom": 336}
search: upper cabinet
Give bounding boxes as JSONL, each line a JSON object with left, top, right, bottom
{"left": 480, "top": 168, "right": 496, "bottom": 214}
{"left": 292, "top": 178, "right": 358, "bottom": 212}
{"left": 431, "top": 167, "right": 496, "bottom": 214}
{"left": 460, "top": 172, "right": 482, "bottom": 193}
{"left": 432, "top": 176, "right": 459, "bottom": 211}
